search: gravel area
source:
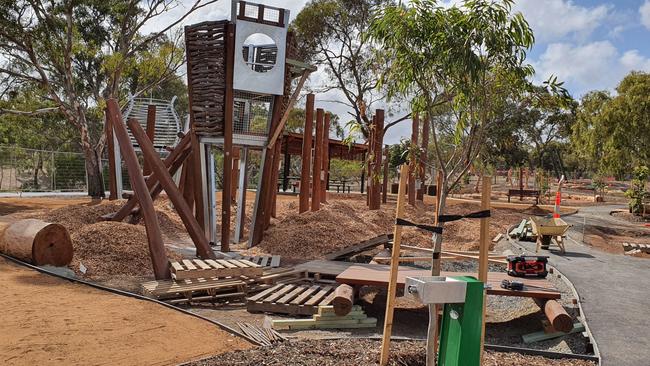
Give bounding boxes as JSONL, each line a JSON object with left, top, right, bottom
{"left": 181, "top": 339, "right": 596, "bottom": 366}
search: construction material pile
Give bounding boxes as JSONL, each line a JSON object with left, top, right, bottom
{"left": 259, "top": 196, "right": 530, "bottom": 260}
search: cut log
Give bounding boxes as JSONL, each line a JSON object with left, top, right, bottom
{"left": 544, "top": 299, "right": 573, "bottom": 333}
{"left": 332, "top": 284, "right": 354, "bottom": 316}
{"left": 0, "top": 219, "right": 73, "bottom": 266}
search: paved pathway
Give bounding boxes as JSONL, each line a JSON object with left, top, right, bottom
{"left": 516, "top": 205, "right": 650, "bottom": 366}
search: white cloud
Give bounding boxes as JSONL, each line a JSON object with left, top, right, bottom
{"left": 513, "top": 0, "right": 610, "bottom": 43}
{"left": 532, "top": 41, "right": 650, "bottom": 97}
{"left": 641, "top": 0, "right": 650, "bottom": 30}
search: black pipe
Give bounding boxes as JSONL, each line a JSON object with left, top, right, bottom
{"left": 0, "top": 252, "right": 261, "bottom": 346}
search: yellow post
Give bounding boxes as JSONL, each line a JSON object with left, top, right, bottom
{"left": 478, "top": 175, "right": 491, "bottom": 364}
{"left": 379, "top": 164, "right": 409, "bottom": 365}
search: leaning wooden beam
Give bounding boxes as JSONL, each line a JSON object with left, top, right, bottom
{"left": 128, "top": 118, "right": 216, "bottom": 260}
{"left": 267, "top": 69, "right": 312, "bottom": 149}
{"left": 109, "top": 134, "right": 191, "bottom": 222}
{"left": 379, "top": 164, "right": 408, "bottom": 366}
{"left": 105, "top": 109, "right": 118, "bottom": 200}
{"left": 299, "top": 94, "right": 314, "bottom": 213}
{"left": 312, "top": 108, "right": 324, "bottom": 211}
{"left": 143, "top": 105, "right": 156, "bottom": 176}
{"left": 107, "top": 100, "right": 169, "bottom": 280}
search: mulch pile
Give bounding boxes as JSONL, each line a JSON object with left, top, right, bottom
{"left": 258, "top": 196, "right": 530, "bottom": 260}
{"left": 69, "top": 221, "right": 180, "bottom": 278}
{"left": 183, "top": 339, "right": 595, "bottom": 366}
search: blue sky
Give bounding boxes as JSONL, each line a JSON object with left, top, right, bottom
{"left": 144, "top": 0, "right": 650, "bottom": 144}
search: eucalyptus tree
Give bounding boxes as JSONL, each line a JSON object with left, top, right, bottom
{"left": 0, "top": 0, "right": 215, "bottom": 197}
{"left": 368, "top": 0, "right": 544, "bottom": 213}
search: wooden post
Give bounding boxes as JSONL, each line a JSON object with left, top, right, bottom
{"left": 180, "top": 154, "right": 195, "bottom": 210}
{"left": 128, "top": 118, "right": 216, "bottom": 260}
{"left": 519, "top": 166, "right": 524, "bottom": 200}
{"left": 427, "top": 169, "right": 444, "bottom": 366}
{"left": 282, "top": 141, "right": 291, "bottom": 192}
{"left": 408, "top": 114, "right": 419, "bottom": 206}
{"left": 312, "top": 108, "right": 324, "bottom": 211}
{"left": 382, "top": 145, "right": 389, "bottom": 204}
{"left": 105, "top": 109, "right": 118, "bottom": 200}
{"left": 299, "top": 94, "right": 314, "bottom": 213}
{"left": 367, "top": 116, "right": 375, "bottom": 206}
{"left": 321, "top": 113, "right": 330, "bottom": 203}
{"left": 418, "top": 115, "right": 429, "bottom": 201}
{"left": 379, "top": 164, "right": 409, "bottom": 366}
{"left": 106, "top": 100, "right": 169, "bottom": 280}
{"left": 221, "top": 22, "right": 235, "bottom": 251}
{"left": 370, "top": 110, "right": 384, "bottom": 210}
{"left": 360, "top": 151, "right": 366, "bottom": 194}
{"left": 143, "top": 105, "right": 156, "bottom": 176}
{"left": 478, "top": 175, "right": 491, "bottom": 363}
{"left": 231, "top": 148, "right": 240, "bottom": 202}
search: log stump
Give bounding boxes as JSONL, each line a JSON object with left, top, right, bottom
{"left": 0, "top": 219, "right": 73, "bottom": 266}
{"left": 332, "top": 284, "right": 354, "bottom": 316}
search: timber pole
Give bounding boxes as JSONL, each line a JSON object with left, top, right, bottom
{"left": 321, "top": 113, "right": 330, "bottom": 203}
{"left": 299, "top": 94, "right": 314, "bottom": 213}
{"left": 408, "top": 113, "right": 419, "bottom": 206}
{"left": 418, "top": 115, "right": 429, "bottom": 201}
{"left": 478, "top": 175, "right": 491, "bottom": 363}
{"left": 221, "top": 21, "right": 236, "bottom": 251}
{"left": 105, "top": 109, "right": 118, "bottom": 200}
{"left": 382, "top": 144, "right": 389, "bottom": 204}
{"left": 379, "top": 164, "right": 409, "bottom": 366}
{"left": 311, "top": 108, "right": 324, "bottom": 211}
{"left": 106, "top": 100, "right": 169, "bottom": 279}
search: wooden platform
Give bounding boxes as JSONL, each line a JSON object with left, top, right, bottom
{"left": 294, "top": 260, "right": 357, "bottom": 279}
{"left": 170, "top": 259, "right": 262, "bottom": 280}
{"left": 336, "top": 263, "right": 560, "bottom": 300}
{"left": 246, "top": 283, "right": 338, "bottom": 315}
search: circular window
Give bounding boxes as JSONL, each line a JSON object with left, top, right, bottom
{"left": 242, "top": 33, "right": 277, "bottom": 73}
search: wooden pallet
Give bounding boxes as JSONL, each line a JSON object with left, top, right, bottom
{"left": 170, "top": 259, "right": 262, "bottom": 280}
{"left": 141, "top": 277, "right": 247, "bottom": 303}
{"left": 240, "top": 255, "right": 281, "bottom": 268}
{"left": 247, "top": 283, "right": 338, "bottom": 315}
{"left": 324, "top": 234, "right": 392, "bottom": 260}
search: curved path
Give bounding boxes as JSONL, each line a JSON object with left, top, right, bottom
{"left": 0, "top": 258, "right": 250, "bottom": 366}
{"left": 516, "top": 205, "right": 650, "bottom": 366}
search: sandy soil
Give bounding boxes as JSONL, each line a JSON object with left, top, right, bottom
{"left": 0, "top": 258, "right": 251, "bottom": 366}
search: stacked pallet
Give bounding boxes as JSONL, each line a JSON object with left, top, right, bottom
{"left": 170, "top": 259, "right": 262, "bottom": 280}
{"left": 141, "top": 277, "right": 247, "bottom": 303}
{"left": 269, "top": 305, "right": 377, "bottom": 330}
{"left": 240, "top": 255, "right": 281, "bottom": 267}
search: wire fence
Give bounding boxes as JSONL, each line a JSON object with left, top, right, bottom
{"left": 0, "top": 145, "right": 90, "bottom": 192}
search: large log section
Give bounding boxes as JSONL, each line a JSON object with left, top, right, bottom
{"left": 332, "top": 284, "right": 354, "bottom": 316}
{"left": 107, "top": 99, "right": 169, "bottom": 279}
{"left": 0, "top": 219, "right": 73, "bottom": 266}
{"left": 128, "top": 118, "right": 216, "bottom": 260}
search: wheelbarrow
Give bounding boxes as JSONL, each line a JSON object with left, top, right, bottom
{"left": 529, "top": 216, "right": 571, "bottom": 254}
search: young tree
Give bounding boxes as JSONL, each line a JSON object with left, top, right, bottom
{"left": 0, "top": 0, "right": 214, "bottom": 197}
{"left": 291, "top": 0, "right": 410, "bottom": 139}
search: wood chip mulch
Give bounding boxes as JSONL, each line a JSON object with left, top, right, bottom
{"left": 182, "top": 339, "right": 596, "bottom": 366}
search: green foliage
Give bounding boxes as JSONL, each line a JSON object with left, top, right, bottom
{"left": 572, "top": 72, "right": 650, "bottom": 178}
{"left": 625, "top": 166, "right": 649, "bottom": 214}
{"left": 329, "top": 158, "right": 363, "bottom": 182}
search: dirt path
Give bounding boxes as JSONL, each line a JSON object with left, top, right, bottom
{"left": 0, "top": 258, "right": 251, "bottom": 366}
